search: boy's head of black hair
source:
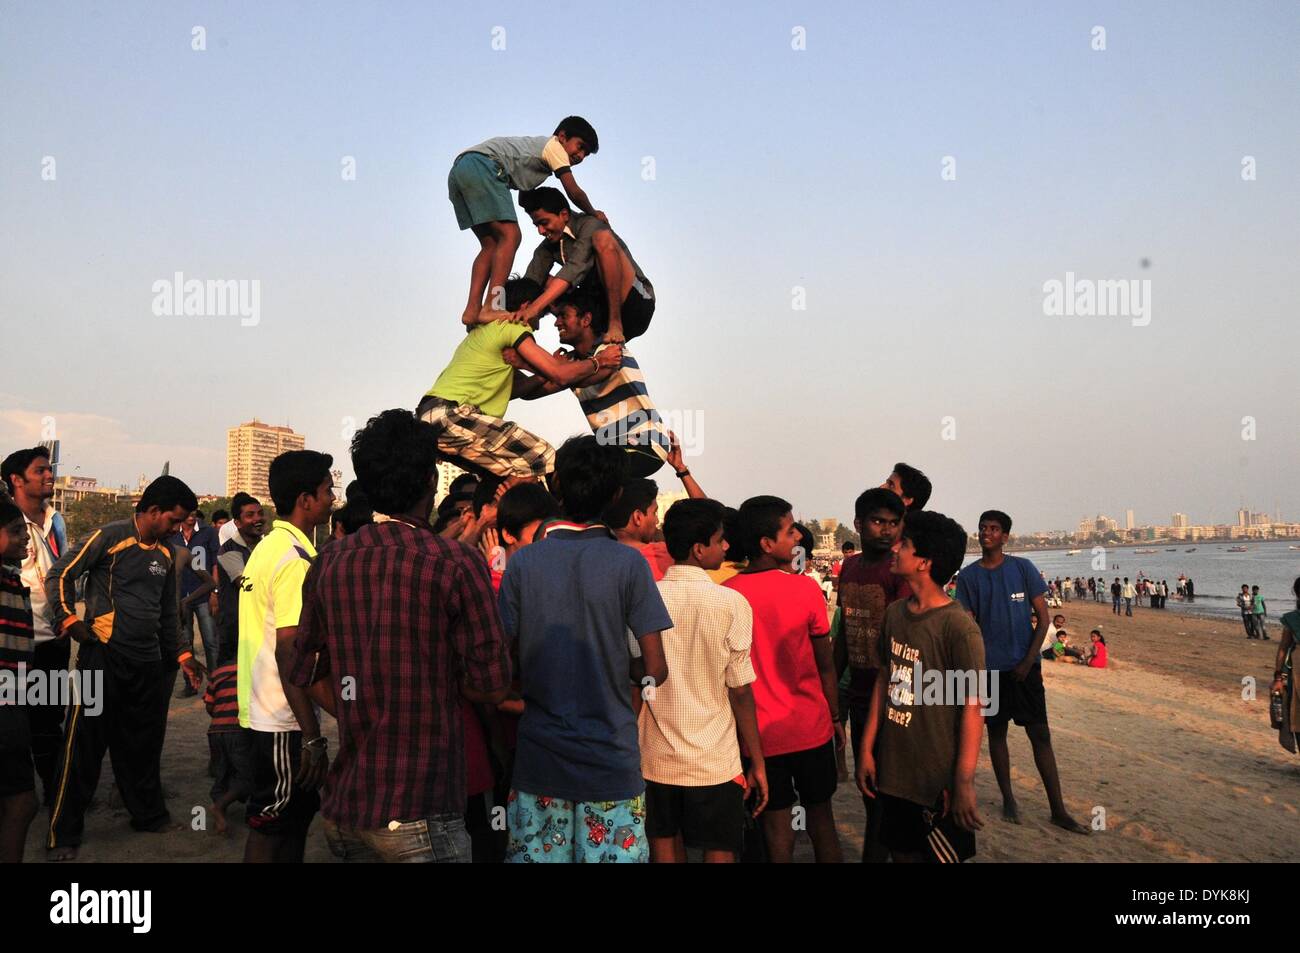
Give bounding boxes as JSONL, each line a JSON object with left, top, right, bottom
{"left": 890, "top": 462, "right": 932, "bottom": 511}
{"left": 736, "top": 495, "right": 792, "bottom": 563}
{"left": 472, "top": 475, "right": 503, "bottom": 519}
{"left": 553, "top": 435, "right": 627, "bottom": 523}
{"left": 137, "top": 475, "right": 198, "bottom": 515}
{"left": 603, "top": 478, "right": 658, "bottom": 530}
{"left": 230, "top": 492, "right": 259, "bottom": 521}
{"left": 794, "top": 522, "right": 816, "bottom": 562}
{"left": 350, "top": 410, "right": 438, "bottom": 517}
{"left": 331, "top": 500, "right": 373, "bottom": 536}
{"left": 720, "top": 506, "right": 746, "bottom": 562}
{"left": 552, "top": 289, "right": 604, "bottom": 342}
{"left": 268, "top": 450, "right": 334, "bottom": 518}
{"left": 502, "top": 276, "right": 544, "bottom": 313}
{"left": 979, "top": 509, "right": 1012, "bottom": 534}
{"left": 842, "top": 541, "right": 856, "bottom": 554}
{"left": 899, "top": 510, "right": 967, "bottom": 587}
{"left": 2, "top": 445, "right": 52, "bottom": 497}
{"left": 211, "top": 509, "right": 230, "bottom": 524}
{"left": 856, "top": 486, "right": 906, "bottom": 523}
{"left": 554, "top": 116, "right": 598, "bottom": 153}
{"left": 519, "top": 186, "right": 571, "bottom": 217}
{"left": 497, "top": 483, "right": 561, "bottom": 540}
{"left": 0, "top": 496, "right": 22, "bottom": 530}
{"left": 663, "top": 498, "right": 727, "bottom": 562}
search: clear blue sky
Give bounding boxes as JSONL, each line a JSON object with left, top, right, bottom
{"left": 2, "top": 1, "right": 1297, "bottom": 531}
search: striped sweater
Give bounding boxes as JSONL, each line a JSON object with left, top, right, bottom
{"left": 0, "top": 565, "right": 34, "bottom": 672}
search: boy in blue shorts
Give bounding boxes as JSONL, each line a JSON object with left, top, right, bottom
{"left": 498, "top": 436, "right": 671, "bottom": 863}
{"left": 449, "top": 117, "right": 605, "bottom": 326}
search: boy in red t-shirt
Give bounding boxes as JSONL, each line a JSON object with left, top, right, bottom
{"left": 724, "top": 496, "right": 843, "bottom": 863}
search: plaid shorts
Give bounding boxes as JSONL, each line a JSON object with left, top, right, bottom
{"left": 418, "top": 397, "right": 555, "bottom": 481}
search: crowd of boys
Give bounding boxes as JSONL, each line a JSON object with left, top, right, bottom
{"left": 0, "top": 117, "right": 1090, "bottom": 863}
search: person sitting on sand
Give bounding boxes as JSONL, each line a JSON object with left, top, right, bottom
{"left": 1086, "top": 631, "right": 1108, "bottom": 668}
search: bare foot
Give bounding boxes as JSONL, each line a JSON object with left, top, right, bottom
{"left": 141, "top": 820, "right": 185, "bottom": 834}
{"left": 210, "top": 802, "right": 228, "bottom": 835}
{"left": 1051, "top": 813, "right": 1091, "bottom": 835}
{"left": 460, "top": 307, "right": 478, "bottom": 327}
{"left": 1002, "top": 800, "right": 1021, "bottom": 824}
{"left": 47, "top": 846, "right": 78, "bottom": 862}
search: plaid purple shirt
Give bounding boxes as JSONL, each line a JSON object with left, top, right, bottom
{"left": 287, "top": 514, "right": 511, "bottom": 829}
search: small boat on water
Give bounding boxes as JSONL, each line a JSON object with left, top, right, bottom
{"left": 1185, "top": 547, "right": 1196, "bottom": 552}
{"left": 1134, "top": 548, "right": 1158, "bottom": 554}
{"left": 1165, "top": 548, "right": 1176, "bottom": 552}
{"left": 1227, "top": 545, "right": 1248, "bottom": 552}
{"left": 1066, "top": 549, "right": 1081, "bottom": 555}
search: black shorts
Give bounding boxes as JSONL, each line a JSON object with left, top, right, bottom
{"left": 765, "top": 739, "right": 837, "bottom": 811}
{"left": 209, "top": 728, "right": 255, "bottom": 804}
{"left": 984, "top": 664, "right": 1048, "bottom": 728}
{"left": 0, "top": 746, "right": 35, "bottom": 798}
{"left": 246, "top": 730, "right": 320, "bottom": 837}
{"left": 620, "top": 290, "right": 655, "bottom": 341}
{"left": 644, "top": 778, "right": 746, "bottom": 854}
{"left": 879, "top": 792, "right": 976, "bottom": 863}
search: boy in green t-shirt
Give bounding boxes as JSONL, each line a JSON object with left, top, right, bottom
{"left": 856, "top": 510, "right": 985, "bottom": 863}
{"left": 415, "top": 278, "right": 622, "bottom": 482}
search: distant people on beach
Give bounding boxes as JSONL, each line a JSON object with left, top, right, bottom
{"left": 1121, "top": 578, "right": 1135, "bottom": 617}
{"left": 1239, "top": 584, "right": 1271, "bottom": 640}
{"left": 1111, "top": 578, "right": 1122, "bottom": 615}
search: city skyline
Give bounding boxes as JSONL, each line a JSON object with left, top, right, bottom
{"left": 3, "top": 3, "right": 1298, "bottom": 534}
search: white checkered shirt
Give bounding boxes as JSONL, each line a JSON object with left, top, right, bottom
{"left": 639, "top": 565, "right": 756, "bottom": 786}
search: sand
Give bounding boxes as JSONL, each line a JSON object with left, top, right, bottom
{"left": 21, "top": 600, "right": 1299, "bottom": 863}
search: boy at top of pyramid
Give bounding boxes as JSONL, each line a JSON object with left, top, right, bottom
{"left": 449, "top": 118, "right": 606, "bottom": 327}
{"left": 416, "top": 278, "right": 623, "bottom": 483}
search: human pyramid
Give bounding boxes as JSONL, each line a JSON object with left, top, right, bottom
{"left": 422, "top": 115, "right": 669, "bottom": 488}
{"left": 0, "top": 117, "right": 1112, "bottom": 868}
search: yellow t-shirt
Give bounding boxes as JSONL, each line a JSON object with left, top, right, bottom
{"left": 428, "top": 322, "right": 533, "bottom": 418}
{"left": 237, "top": 520, "right": 316, "bottom": 731}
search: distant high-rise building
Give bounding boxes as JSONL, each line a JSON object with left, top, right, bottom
{"left": 1237, "top": 507, "right": 1249, "bottom": 527}
{"left": 226, "top": 420, "right": 307, "bottom": 501}
{"left": 1125, "top": 509, "right": 1135, "bottom": 530}
{"left": 1172, "top": 512, "right": 1189, "bottom": 529}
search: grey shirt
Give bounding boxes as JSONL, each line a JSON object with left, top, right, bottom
{"left": 459, "top": 135, "right": 570, "bottom": 192}
{"left": 523, "top": 213, "right": 654, "bottom": 297}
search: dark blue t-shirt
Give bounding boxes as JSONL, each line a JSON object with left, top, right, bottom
{"left": 498, "top": 523, "right": 673, "bottom": 802}
{"left": 168, "top": 524, "right": 220, "bottom": 597}
{"left": 955, "top": 555, "right": 1047, "bottom": 670}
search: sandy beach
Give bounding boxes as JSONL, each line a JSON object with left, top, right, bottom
{"left": 21, "top": 600, "right": 1299, "bottom": 863}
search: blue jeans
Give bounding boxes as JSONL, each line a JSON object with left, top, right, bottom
{"left": 182, "top": 600, "right": 219, "bottom": 674}
{"left": 1124, "top": 598, "right": 1132, "bottom": 616}
{"left": 323, "top": 814, "right": 471, "bottom": 863}
{"left": 1112, "top": 596, "right": 1121, "bottom": 614}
